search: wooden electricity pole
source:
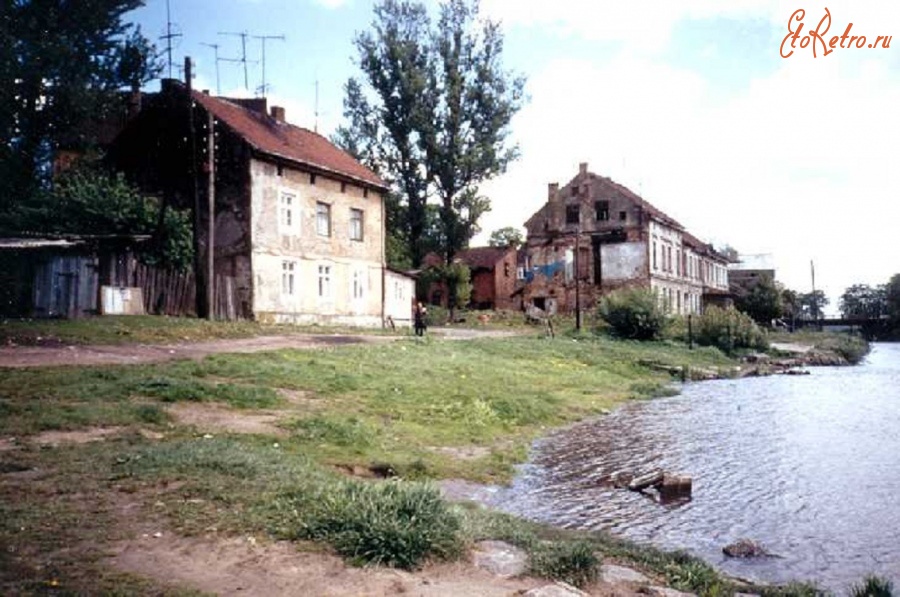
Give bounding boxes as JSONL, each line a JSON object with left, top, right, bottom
{"left": 206, "top": 110, "right": 215, "bottom": 320}
{"left": 186, "top": 56, "right": 211, "bottom": 319}
{"left": 575, "top": 226, "right": 581, "bottom": 331}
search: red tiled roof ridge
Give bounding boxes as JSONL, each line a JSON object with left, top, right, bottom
{"left": 189, "top": 89, "right": 387, "bottom": 190}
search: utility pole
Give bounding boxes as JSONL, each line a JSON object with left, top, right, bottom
{"left": 186, "top": 56, "right": 210, "bottom": 319}
{"left": 574, "top": 225, "right": 581, "bottom": 331}
{"left": 253, "top": 34, "right": 285, "bottom": 96}
{"left": 206, "top": 110, "right": 216, "bottom": 320}
{"left": 160, "top": 0, "right": 182, "bottom": 79}
{"left": 810, "top": 259, "right": 819, "bottom": 328}
{"left": 218, "top": 31, "right": 251, "bottom": 89}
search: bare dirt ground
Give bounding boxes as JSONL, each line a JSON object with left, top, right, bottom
{"left": 0, "top": 328, "right": 522, "bottom": 368}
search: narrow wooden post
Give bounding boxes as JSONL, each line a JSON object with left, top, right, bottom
{"left": 206, "top": 110, "right": 215, "bottom": 320}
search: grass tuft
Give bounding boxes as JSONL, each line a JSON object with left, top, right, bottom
{"left": 528, "top": 541, "right": 599, "bottom": 588}
{"left": 850, "top": 575, "right": 894, "bottom": 597}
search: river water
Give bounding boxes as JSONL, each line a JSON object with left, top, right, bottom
{"left": 493, "top": 343, "right": 900, "bottom": 591}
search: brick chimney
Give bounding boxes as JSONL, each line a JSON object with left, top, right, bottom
{"left": 270, "top": 106, "right": 285, "bottom": 122}
{"left": 548, "top": 182, "right": 559, "bottom": 201}
{"left": 579, "top": 162, "right": 588, "bottom": 175}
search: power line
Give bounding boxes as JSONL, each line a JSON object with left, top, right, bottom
{"left": 252, "top": 34, "right": 285, "bottom": 97}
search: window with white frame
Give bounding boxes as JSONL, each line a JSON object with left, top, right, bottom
{"left": 394, "top": 280, "right": 405, "bottom": 301}
{"left": 279, "top": 192, "right": 297, "bottom": 233}
{"left": 281, "top": 260, "right": 296, "bottom": 296}
{"left": 317, "top": 264, "right": 332, "bottom": 299}
{"left": 350, "top": 208, "right": 364, "bottom": 241}
{"left": 316, "top": 202, "right": 331, "bottom": 237}
{"left": 351, "top": 268, "right": 366, "bottom": 300}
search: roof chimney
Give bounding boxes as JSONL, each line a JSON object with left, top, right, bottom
{"left": 270, "top": 106, "right": 285, "bottom": 122}
{"left": 579, "top": 162, "right": 588, "bottom": 175}
{"left": 548, "top": 182, "right": 559, "bottom": 201}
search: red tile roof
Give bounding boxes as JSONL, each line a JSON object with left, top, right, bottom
{"left": 190, "top": 90, "right": 387, "bottom": 190}
{"left": 456, "top": 246, "right": 514, "bottom": 269}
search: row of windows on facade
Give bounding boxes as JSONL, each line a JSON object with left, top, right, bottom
{"left": 281, "top": 262, "right": 367, "bottom": 300}
{"left": 565, "top": 201, "right": 626, "bottom": 225}
{"left": 278, "top": 167, "right": 370, "bottom": 199}
{"left": 279, "top": 194, "right": 364, "bottom": 241}
{"left": 659, "top": 287, "right": 701, "bottom": 314}
{"left": 651, "top": 240, "right": 725, "bottom": 286}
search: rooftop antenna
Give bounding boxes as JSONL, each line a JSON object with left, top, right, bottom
{"left": 201, "top": 43, "right": 222, "bottom": 95}
{"left": 315, "top": 79, "right": 319, "bottom": 133}
{"left": 218, "top": 31, "right": 252, "bottom": 90}
{"left": 160, "top": 0, "right": 183, "bottom": 79}
{"left": 253, "top": 34, "right": 285, "bottom": 97}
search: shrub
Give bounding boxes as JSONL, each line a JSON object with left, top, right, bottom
{"left": 291, "top": 480, "right": 462, "bottom": 569}
{"left": 677, "top": 306, "right": 769, "bottom": 354}
{"left": 597, "top": 288, "right": 669, "bottom": 341}
{"left": 850, "top": 575, "right": 894, "bottom": 597}
{"left": 529, "top": 541, "right": 599, "bottom": 588}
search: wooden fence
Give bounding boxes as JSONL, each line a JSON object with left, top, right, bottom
{"left": 112, "top": 263, "right": 242, "bottom": 320}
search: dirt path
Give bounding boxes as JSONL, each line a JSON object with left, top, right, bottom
{"left": 0, "top": 328, "right": 525, "bottom": 369}
{"left": 0, "top": 333, "right": 398, "bottom": 368}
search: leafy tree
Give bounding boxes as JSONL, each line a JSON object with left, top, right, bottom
{"left": 0, "top": 0, "right": 160, "bottom": 207}
{"left": 2, "top": 165, "right": 192, "bottom": 270}
{"left": 885, "top": 274, "right": 900, "bottom": 331}
{"left": 839, "top": 284, "right": 887, "bottom": 319}
{"left": 733, "top": 274, "right": 783, "bottom": 326}
{"left": 488, "top": 226, "right": 524, "bottom": 248}
{"left": 798, "top": 290, "right": 829, "bottom": 320}
{"left": 336, "top": 0, "right": 524, "bottom": 271}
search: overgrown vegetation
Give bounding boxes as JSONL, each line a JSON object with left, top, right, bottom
{"left": 673, "top": 306, "right": 769, "bottom": 354}
{"left": 277, "top": 480, "right": 462, "bottom": 569}
{"left": 598, "top": 287, "right": 670, "bottom": 341}
{"left": 850, "top": 575, "right": 894, "bottom": 597}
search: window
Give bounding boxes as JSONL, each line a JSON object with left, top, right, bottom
{"left": 504, "top": 262, "right": 511, "bottom": 277}
{"left": 565, "top": 204, "right": 580, "bottom": 225}
{"left": 652, "top": 241, "right": 658, "bottom": 270}
{"left": 317, "top": 264, "right": 332, "bottom": 299}
{"left": 316, "top": 202, "right": 331, "bottom": 237}
{"left": 595, "top": 200, "right": 610, "bottom": 221}
{"left": 281, "top": 261, "right": 295, "bottom": 296}
{"left": 352, "top": 268, "right": 366, "bottom": 300}
{"left": 279, "top": 192, "right": 296, "bottom": 233}
{"left": 394, "top": 280, "right": 404, "bottom": 301}
{"left": 516, "top": 266, "right": 525, "bottom": 280}
{"left": 619, "top": 210, "right": 627, "bottom": 221}
{"left": 350, "top": 208, "right": 364, "bottom": 241}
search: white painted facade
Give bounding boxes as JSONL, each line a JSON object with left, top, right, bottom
{"left": 384, "top": 269, "right": 416, "bottom": 328}
{"left": 249, "top": 158, "right": 385, "bottom": 326}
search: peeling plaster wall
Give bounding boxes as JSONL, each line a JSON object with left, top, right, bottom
{"left": 249, "top": 158, "right": 384, "bottom": 326}
{"left": 601, "top": 242, "right": 646, "bottom": 281}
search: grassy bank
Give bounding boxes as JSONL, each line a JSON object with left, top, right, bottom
{"left": 770, "top": 329, "right": 871, "bottom": 364}
{"left": 0, "top": 314, "right": 398, "bottom": 346}
{"left": 1, "top": 334, "right": 828, "bottom": 595}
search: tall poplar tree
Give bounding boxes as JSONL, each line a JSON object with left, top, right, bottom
{"left": 335, "top": 0, "right": 524, "bottom": 271}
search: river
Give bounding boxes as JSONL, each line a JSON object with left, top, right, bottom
{"left": 492, "top": 343, "right": 900, "bottom": 591}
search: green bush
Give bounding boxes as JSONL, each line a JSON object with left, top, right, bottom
{"left": 290, "top": 480, "right": 462, "bottom": 569}
{"left": 597, "top": 288, "right": 669, "bottom": 341}
{"left": 529, "top": 541, "right": 599, "bottom": 588}
{"left": 850, "top": 575, "right": 894, "bottom": 597}
{"left": 676, "top": 307, "right": 769, "bottom": 354}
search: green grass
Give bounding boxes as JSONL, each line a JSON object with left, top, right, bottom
{"left": 770, "top": 329, "right": 870, "bottom": 364}
{"left": 0, "top": 336, "right": 734, "bottom": 481}
{"left": 0, "top": 314, "right": 397, "bottom": 346}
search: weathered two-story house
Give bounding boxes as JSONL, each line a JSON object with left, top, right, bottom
{"left": 109, "top": 79, "right": 390, "bottom": 325}
{"left": 522, "top": 163, "right": 730, "bottom": 315}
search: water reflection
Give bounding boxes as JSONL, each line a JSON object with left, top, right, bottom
{"left": 493, "top": 344, "right": 900, "bottom": 591}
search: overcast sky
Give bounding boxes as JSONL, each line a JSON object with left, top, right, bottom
{"left": 130, "top": 0, "right": 900, "bottom": 313}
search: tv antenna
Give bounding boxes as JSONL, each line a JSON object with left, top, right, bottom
{"left": 253, "top": 34, "right": 285, "bottom": 97}
{"left": 201, "top": 43, "right": 221, "bottom": 94}
{"left": 217, "top": 31, "right": 255, "bottom": 90}
{"left": 315, "top": 79, "right": 319, "bottom": 132}
{"left": 159, "top": 0, "right": 183, "bottom": 79}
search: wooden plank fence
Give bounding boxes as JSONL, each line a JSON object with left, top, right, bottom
{"left": 111, "top": 262, "right": 242, "bottom": 320}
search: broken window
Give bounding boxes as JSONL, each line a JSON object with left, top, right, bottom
{"left": 619, "top": 210, "right": 627, "bottom": 221}
{"left": 595, "top": 200, "right": 609, "bottom": 221}
{"left": 565, "top": 204, "right": 580, "bottom": 225}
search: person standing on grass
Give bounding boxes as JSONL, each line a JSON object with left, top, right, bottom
{"left": 413, "top": 302, "right": 427, "bottom": 337}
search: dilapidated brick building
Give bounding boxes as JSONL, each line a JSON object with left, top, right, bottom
{"left": 109, "top": 79, "right": 389, "bottom": 325}
{"left": 522, "top": 163, "right": 730, "bottom": 315}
